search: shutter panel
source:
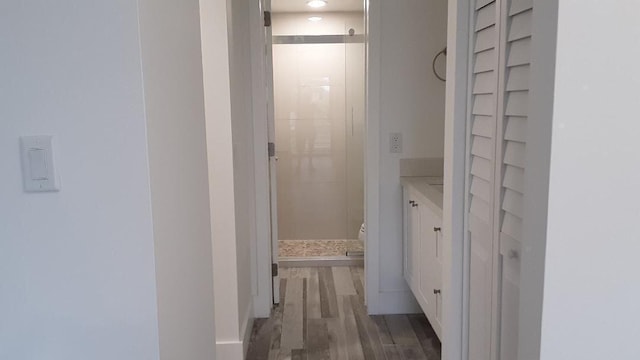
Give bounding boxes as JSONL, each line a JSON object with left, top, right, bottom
{"left": 466, "top": 0, "right": 533, "bottom": 358}
{"left": 467, "top": 1, "right": 499, "bottom": 360}
{"left": 498, "top": 0, "right": 532, "bottom": 359}
{"left": 500, "top": 0, "right": 531, "bottom": 250}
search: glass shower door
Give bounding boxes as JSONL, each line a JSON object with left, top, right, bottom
{"left": 345, "top": 17, "right": 366, "bottom": 253}
{"left": 272, "top": 13, "right": 365, "bottom": 258}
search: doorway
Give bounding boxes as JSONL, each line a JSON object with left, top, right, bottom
{"left": 269, "top": 1, "right": 366, "bottom": 266}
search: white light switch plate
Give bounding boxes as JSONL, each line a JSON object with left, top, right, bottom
{"left": 20, "top": 136, "right": 60, "bottom": 192}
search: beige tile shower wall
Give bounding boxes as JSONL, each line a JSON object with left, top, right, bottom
{"left": 273, "top": 13, "right": 365, "bottom": 240}
{"left": 273, "top": 12, "right": 365, "bottom": 36}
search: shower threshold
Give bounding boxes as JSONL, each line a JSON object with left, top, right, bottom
{"left": 278, "top": 239, "right": 365, "bottom": 267}
{"left": 279, "top": 255, "right": 364, "bottom": 268}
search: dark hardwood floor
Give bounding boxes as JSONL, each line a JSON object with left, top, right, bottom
{"left": 246, "top": 267, "right": 441, "bottom": 360}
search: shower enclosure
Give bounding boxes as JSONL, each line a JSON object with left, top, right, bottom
{"left": 272, "top": 12, "right": 365, "bottom": 258}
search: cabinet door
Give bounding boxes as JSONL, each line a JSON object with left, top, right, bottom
{"left": 418, "top": 201, "right": 435, "bottom": 319}
{"left": 420, "top": 202, "right": 443, "bottom": 339}
{"left": 404, "top": 193, "right": 421, "bottom": 292}
{"left": 403, "top": 190, "right": 410, "bottom": 283}
{"left": 403, "top": 190, "right": 416, "bottom": 288}
{"left": 431, "top": 218, "right": 443, "bottom": 339}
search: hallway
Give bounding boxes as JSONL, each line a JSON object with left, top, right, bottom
{"left": 246, "top": 267, "right": 441, "bottom": 360}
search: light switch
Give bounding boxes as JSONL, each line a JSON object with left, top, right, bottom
{"left": 28, "top": 148, "right": 48, "bottom": 180}
{"left": 20, "top": 136, "right": 60, "bottom": 192}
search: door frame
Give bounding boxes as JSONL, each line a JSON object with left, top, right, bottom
{"left": 249, "top": 2, "right": 473, "bottom": 359}
{"left": 363, "top": 10, "right": 470, "bottom": 360}
{"left": 249, "top": 0, "right": 277, "bottom": 318}
{"left": 438, "top": 0, "right": 471, "bottom": 359}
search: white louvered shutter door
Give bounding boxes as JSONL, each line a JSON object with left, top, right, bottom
{"left": 467, "top": 1, "right": 501, "bottom": 359}
{"left": 496, "top": 0, "right": 532, "bottom": 358}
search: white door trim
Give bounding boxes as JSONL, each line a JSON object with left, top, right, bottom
{"left": 442, "top": 0, "right": 471, "bottom": 359}
{"left": 364, "top": 0, "right": 381, "bottom": 314}
{"left": 249, "top": 0, "right": 275, "bottom": 318}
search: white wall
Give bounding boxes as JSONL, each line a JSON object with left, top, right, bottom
{"left": 228, "top": 0, "right": 258, "bottom": 350}
{"left": 138, "top": 0, "right": 217, "bottom": 359}
{"left": 0, "top": 1, "right": 159, "bottom": 359}
{"left": 200, "top": 0, "right": 256, "bottom": 357}
{"left": 0, "top": 1, "right": 220, "bottom": 359}
{"left": 540, "top": 1, "right": 640, "bottom": 359}
{"left": 369, "top": 0, "right": 448, "bottom": 313}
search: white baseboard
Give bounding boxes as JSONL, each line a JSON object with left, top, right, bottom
{"left": 373, "top": 290, "right": 422, "bottom": 315}
{"left": 216, "top": 340, "right": 244, "bottom": 360}
{"left": 253, "top": 293, "right": 271, "bottom": 319}
{"left": 216, "top": 300, "right": 255, "bottom": 360}
{"left": 241, "top": 308, "right": 255, "bottom": 357}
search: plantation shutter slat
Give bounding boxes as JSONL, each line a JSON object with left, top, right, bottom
{"left": 504, "top": 116, "right": 526, "bottom": 142}
{"left": 474, "top": 71, "right": 496, "bottom": 94}
{"left": 502, "top": 189, "right": 524, "bottom": 218}
{"left": 505, "top": 91, "right": 528, "bottom": 116}
{"left": 476, "top": 0, "right": 495, "bottom": 10}
{"left": 507, "top": 10, "right": 532, "bottom": 41}
{"left": 476, "top": 2, "right": 497, "bottom": 31}
{"left": 503, "top": 141, "right": 525, "bottom": 168}
{"left": 503, "top": 165, "right": 524, "bottom": 194}
{"left": 471, "top": 157, "right": 493, "bottom": 182}
{"left": 509, "top": 0, "right": 533, "bottom": 16}
{"left": 501, "top": 212, "right": 523, "bottom": 240}
{"left": 506, "top": 65, "right": 530, "bottom": 91}
{"left": 475, "top": 26, "right": 497, "bottom": 53}
{"left": 472, "top": 115, "right": 495, "bottom": 137}
{"left": 506, "top": 37, "right": 531, "bottom": 66}
{"left": 471, "top": 177, "right": 493, "bottom": 204}
{"left": 475, "top": 49, "right": 497, "bottom": 73}
{"left": 471, "top": 197, "right": 492, "bottom": 224}
{"left": 472, "top": 136, "right": 494, "bottom": 160}
{"left": 473, "top": 94, "right": 496, "bottom": 116}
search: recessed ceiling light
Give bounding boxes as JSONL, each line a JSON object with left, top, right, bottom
{"left": 307, "top": 0, "right": 327, "bottom": 9}
{"left": 308, "top": 16, "right": 323, "bottom": 22}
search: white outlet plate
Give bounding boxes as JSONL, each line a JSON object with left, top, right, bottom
{"left": 390, "top": 132, "right": 403, "bottom": 153}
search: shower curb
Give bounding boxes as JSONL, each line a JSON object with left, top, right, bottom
{"left": 279, "top": 256, "right": 364, "bottom": 268}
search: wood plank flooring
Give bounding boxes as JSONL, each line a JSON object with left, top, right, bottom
{"left": 246, "top": 266, "right": 441, "bottom": 360}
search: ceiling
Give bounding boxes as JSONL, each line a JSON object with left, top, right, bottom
{"left": 271, "top": 0, "right": 364, "bottom": 13}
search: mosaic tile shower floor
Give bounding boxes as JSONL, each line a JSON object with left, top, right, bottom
{"left": 279, "top": 239, "right": 365, "bottom": 258}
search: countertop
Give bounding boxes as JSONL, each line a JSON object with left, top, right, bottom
{"left": 400, "top": 176, "right": 444, "bottom": 211}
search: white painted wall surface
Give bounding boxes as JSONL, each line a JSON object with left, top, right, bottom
{"left": 228, "top": 0, "right": 258, "bottom": 350}
{"left": 541, "top": 1, "right": 640, "bottom": 359}
{"left": 137, "top": 0, "right": 217, "bottom": 359}
{"left": 374, "top": 0, "right": 448, "bottom": 312}
{"left": 200, "top": 0, "right": 256, "bottom": 357}
{"left": 0, "top": 1, "right": 160, "bottom": 359}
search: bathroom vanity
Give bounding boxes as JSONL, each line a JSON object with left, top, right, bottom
{"left": 401, "top": 176, "right": 444, "bottom": 340}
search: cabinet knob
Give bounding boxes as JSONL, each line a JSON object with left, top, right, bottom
{"left": 433, "top": 227, "right": 441, "bottom": 232}
{"left": 433, "top": 289, "right": 441, "bottom": 294}
{"left": 409, "top": 200, "right": 415, "bottom": 205}
{"left": 412, "top": 203, "right": 418, "bottom": 208}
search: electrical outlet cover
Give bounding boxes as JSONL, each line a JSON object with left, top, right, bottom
{"left": 390, "top": 132, "right": 403, "bottom": 153}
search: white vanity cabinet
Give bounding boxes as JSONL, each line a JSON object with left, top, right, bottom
{"left": 402, "top": 179, "right": 443, "bottom": 339}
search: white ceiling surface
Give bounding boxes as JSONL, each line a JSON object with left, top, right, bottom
{"left": 271, "top": 0, "right": 364, "bottom": 13}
